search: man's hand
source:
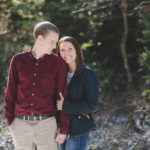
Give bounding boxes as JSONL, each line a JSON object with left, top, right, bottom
{"left": 55, "top": 134, "right": 66, "bottom": 144}
{"left": 57, "top": 92, "right": 64, "bottom": 110}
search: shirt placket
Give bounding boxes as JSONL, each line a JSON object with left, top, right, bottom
{"left": 30, "top": 60, "right": 39, "bottom": 116}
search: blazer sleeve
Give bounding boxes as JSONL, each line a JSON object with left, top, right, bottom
{"left": 63, "top": 69, "right": 99, "bottom": 114}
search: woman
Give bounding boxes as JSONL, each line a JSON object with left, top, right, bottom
{"left": 57, "top": 36, "right": 99, "bottom": 150}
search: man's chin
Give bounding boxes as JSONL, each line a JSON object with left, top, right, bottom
{"left": 46, "top": 52, "right": 52, "bottom": 55}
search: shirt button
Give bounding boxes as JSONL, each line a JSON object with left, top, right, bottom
{"left": 34, "top": 73, "right": 37, "bottom": 76}
{"left": 32, "top": 83, "right": 35, "bottom": 86}
{"left": 31, "top": 103, "right": 34, "bottom": 106}
{"left": 36, "top": 63, "right": 38, "bottom": 66}
{"left": 31, "top": 93, "right": 34, "bottom": 96}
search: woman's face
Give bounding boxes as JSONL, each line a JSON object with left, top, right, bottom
{"left": 59, "top": 41, "right": 76, "bottom": 65}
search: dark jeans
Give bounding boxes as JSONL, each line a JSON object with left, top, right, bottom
{"left": 59, "top": 132, "right": 90, "bottom": 150}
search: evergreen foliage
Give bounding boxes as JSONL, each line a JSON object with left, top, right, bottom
{"left": 0, "top": 0, "right": 149, "bottom": 95}
{"left": 138, "top": 12, "right": 150, "bottom": 98}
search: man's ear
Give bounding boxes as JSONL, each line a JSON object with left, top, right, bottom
{"left": 37, "top": 35, "right": 43, "bottom": 42}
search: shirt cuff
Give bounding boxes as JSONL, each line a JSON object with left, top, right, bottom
{"left": 59, "top": 127, "right": 69, "bottom": 135}
{"left": 7, "top": 117, "right": 14, "bottom": 126}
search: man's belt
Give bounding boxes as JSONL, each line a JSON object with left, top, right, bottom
{"left": 15, "top": 114, "right": 54, "bottom": 121}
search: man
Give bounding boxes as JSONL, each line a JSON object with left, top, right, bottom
{"left": 4, "top": 21, "right": 69, "bottom": 150}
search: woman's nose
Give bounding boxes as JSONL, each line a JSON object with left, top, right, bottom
{"left": 63, "top": 51, "right": 67, "bottom": 55}
{"left": 53, "top": 44, "right": 56, "bottom": 49}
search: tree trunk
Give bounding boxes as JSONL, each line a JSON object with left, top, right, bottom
{"left": 120, "top": 0, "right": 133, "bottom": 89}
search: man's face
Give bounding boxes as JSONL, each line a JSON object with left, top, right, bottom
{"left": 40, "top": 31, "right": 59, "bottom": 55}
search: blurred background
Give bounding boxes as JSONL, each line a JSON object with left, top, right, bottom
{"left": 1, "top": 0, "right": 150, "bottom": 149}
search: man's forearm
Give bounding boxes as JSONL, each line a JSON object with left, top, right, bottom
{"left": 59, "top": 111, "right": 70, "bottom": 135}
{"left": 4, "top": 99, "right": 15, "bottom": 126}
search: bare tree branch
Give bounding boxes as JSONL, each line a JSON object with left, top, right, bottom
{"left": 120, "top": 0, "right": 133, "bottom": 87}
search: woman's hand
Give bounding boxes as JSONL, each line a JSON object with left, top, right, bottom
{"left": 57, "top": 92, "right": 64, "bottom": 110}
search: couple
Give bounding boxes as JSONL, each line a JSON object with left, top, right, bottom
{"left": 4, "top": 21, "right": 99, "bottom": 150}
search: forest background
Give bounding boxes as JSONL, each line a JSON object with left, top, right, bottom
{"left": 1, "top": 0, "right": 150, "bottom": 149}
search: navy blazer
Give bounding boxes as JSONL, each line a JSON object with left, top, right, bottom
{"left": 63, "top": 65, "right": 99, "bottom": 137}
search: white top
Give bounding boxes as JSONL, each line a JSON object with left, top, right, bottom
{"left": 32, "top": 51, "right": 39, "bottom": 59}
{"left": 67, "top": 72, "right": 74, "bottom": 84}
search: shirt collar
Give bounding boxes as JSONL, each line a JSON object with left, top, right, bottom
{"left": 27, "top": 47, "right": 52, "bottom": 61}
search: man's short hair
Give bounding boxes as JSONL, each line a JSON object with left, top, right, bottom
{"left": 33, "top": 21, "right": 59, "bottom": 39}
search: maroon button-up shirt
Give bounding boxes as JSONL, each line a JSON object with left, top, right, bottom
{"left": 4, "top": 49, "right": 69, "bottom": 134}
